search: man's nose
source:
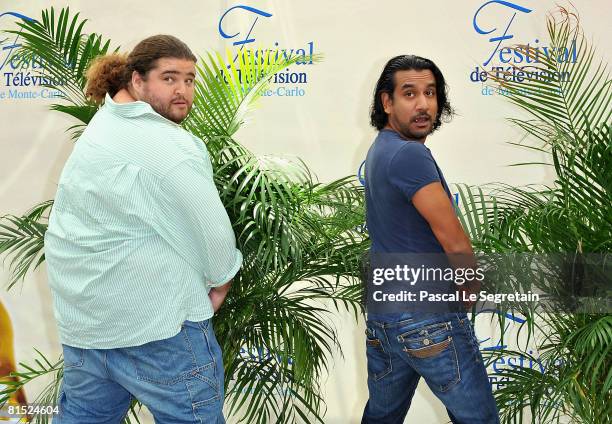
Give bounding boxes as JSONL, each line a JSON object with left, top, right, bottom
{"left": 174, "top": 81, "right": 186, "bottom": 95}
{"left": 415, "top": 93, "right": 428, "bottom": 110}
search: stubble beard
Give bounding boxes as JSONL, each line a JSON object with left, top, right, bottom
{"left": 141, "top": 90, "right": 190, "bottom": 124}
{"left": 397, "top": 121, "right": 434, "bottom": 141}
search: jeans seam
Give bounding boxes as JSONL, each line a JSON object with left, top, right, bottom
{"left": 459, "top": 317, "right": 481, "bottom": 356}
{"left": 443, "top": 338, "right": 461, "bottom": 392}
{"left": 128, "top": 327, "right": 199, "bottom": 385}
{"left": 184, "top": 380, "right": 205, "bottom": 424}
{"left": 397, "top": 321, "right": 451, "bottom": 342}
{"left": 200, "top": 321, "right": 219, "bottom": 392}
{"left": 366, "top": 326, "right": 393, "bottom": 381}
{"left": 62, "top": 346, "right": 84, "bottom": 369}
{"left": 103, "top": 350, "right": 111, "bottom": 379}
{"left": 367, "top": 318, "right": 414, "bottom": 329}
{"left": 182, "top": 325, "right": 199, "bottom": 370}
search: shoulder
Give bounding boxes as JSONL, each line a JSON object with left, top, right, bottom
{"left": 386, "top": 141, "right": 438, "bottom": 185}
{"left": 87, "top": 110, "right": 210, "bottom": 175}
{"left": 133, "top": 114, "right": 209, "bottom": 161}
{"left": 390, "top": 141, "right": 433, "bottom": 166}
{"left": 375, "top": 130, "right": 432, "bottom": 158}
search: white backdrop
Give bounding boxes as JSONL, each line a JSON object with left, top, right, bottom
{"left": 0, "top": 1, "right": 610, "bottom": 423}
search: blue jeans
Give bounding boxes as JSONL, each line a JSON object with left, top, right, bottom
{"left": 362, "top": 313, "right": 499, "bottom": 424}
{"left": 56, "top": 319, "right": 225, "bottom": 424}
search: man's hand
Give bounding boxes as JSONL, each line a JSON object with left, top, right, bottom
{"left": 209, "top": 280, "right": 232, "bottom": 312}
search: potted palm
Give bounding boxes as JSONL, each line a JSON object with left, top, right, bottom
{"left": 456, "top": 7, "right": 611, "bottom": 423}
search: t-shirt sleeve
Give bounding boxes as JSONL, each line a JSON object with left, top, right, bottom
{"left": 387, "top": 143, "right": 441, "bottom": 200}
{"left": 156, "top": 157, "right": 242, "bottom": 287}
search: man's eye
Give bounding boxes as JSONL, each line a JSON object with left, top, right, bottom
{"left": 164, "top": 76, "right": 174, "bottom": 82}
{"left": 405, "top": 92, "right": 414, "bottom": 97}
{"left": 186, "top": 79, "right": 194, "bottom": 85}
{"left": 426, "top": 90, "right": 436, "bottom": 96}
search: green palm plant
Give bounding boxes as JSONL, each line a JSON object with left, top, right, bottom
{"left": 0, "top": 7, "right": 367, "bottom": 423}
{"left": 456, "top": 7, "right": 611, "bottom": 423}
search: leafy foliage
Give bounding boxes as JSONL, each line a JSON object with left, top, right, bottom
{"left": 0, "top": 350, "right": 63, "bottom": 424}
{"left": 0, "top": 201, "right": 52, "bottom": 289}
{"left": 456, "top": 8, "right": 611, "bottom": 423}
{"left": 492, "top": 314, "right": 612, "bottom": 423}
{"left": 5, "top": 7, "right": 113, "bottom": 105}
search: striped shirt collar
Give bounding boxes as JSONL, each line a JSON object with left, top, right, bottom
{"left": 104, "top": 93, "right": 156, "bottom": 118}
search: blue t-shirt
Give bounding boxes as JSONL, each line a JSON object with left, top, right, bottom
{"left": 365, "top": 129, "right": 453, "bottom": 253}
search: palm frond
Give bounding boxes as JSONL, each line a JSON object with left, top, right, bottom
{"left": 6, "top": 6, "right": 114, "bottom": 108}
{"left": 490, "top": 9, "right": 611, "bottom": 143}
{"left": 493, "top": 314, "right": 612, "bottom": 424}
{"left": 0, "top": 211, "right": 48, "bottom": 290}
{"left": 459, "top": 7, "right": 611, "bottom": 423}
{"left": 217, "top": 282, "right": 343, "bottom": 423}
{"left": 0, "top": 350, "right": 62, "bottom": 408}
{"left": 184, "top": 48, "right": 321, "bottom": 141}
{"left": 50, "top": 104, "right": 98, "bottom": 125}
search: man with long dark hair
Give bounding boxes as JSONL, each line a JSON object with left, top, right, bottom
{"left": 362, "top": 55, "right": 499, "bottom": 423}
{"left": 45, "top": 35, "right": 241, "bottom": 423}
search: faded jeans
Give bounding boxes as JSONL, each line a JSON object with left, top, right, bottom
{"left": 56, "top": 319, "right": 225, "bottom": 424}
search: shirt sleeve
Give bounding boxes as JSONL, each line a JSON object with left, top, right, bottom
{"left": 156, "top": 157, "right": 242, "bottom": 287}
{"left": 387, "top": 142, "right": 441, "bottom": 201}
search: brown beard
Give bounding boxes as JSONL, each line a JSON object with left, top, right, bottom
{"left": 141, "top": 90, "right": 191, "bottom": 124}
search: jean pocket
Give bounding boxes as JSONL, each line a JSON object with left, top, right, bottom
{"left": 127, "top": 324, "right": 215, "bottom": 386}
{"left": 62, "top": 345, "right": 84, "bottom": 369}
{"left": 365, "top": 326, "right": 391, "bottom": 381}
{"left": 398, "top": 321, "right": 460, "bottom": 392}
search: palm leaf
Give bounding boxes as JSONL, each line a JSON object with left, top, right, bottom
{"left": 6, "top": 6, "right": 114, "bottom": 107}
{"left": 184, "top": 48, "right": 321, "bottom": 141}
{"left": 0, "top": 213, "right": 47, "bottom": 290}
{"left": 490, "top": 10, "right": 611, "bottom": 142}
{"left": 459, "top": 8, "right": 611, "bottom": 423}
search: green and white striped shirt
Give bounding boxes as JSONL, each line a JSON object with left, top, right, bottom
{"left": 45, "top": 94, "right": 242, "bottom": 349}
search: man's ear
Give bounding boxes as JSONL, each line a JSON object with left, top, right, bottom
{"left": 382, "top": 92, "right": 393, "bottom": 114}
{"left": 131, "top": 71, "right": 145, "bottom": 92}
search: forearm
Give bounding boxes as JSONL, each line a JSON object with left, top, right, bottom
{"left": 439, "top": 233, "right": 478, "bottom": 269}
{"left": 435, "top": 230, "right": 482, "bottom": 307}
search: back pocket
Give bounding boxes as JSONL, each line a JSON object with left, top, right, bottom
{"left": 398, "top": 321, "right": 460, "bottom": 392}
{"left": 126, "top": 326, "right": 213, "bottom": 386}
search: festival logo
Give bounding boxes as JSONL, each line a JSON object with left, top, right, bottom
{"left": 0, "top": 11, "right": 63, "bottom": 102}
{"left": 217, "top": 4, "right": 315, "bottom": 98}
{"left": 476, "top": 310, "right": 562, "bottom": 390}
{"left": 470, "top": 1, "right": 576, "bottom": 97}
